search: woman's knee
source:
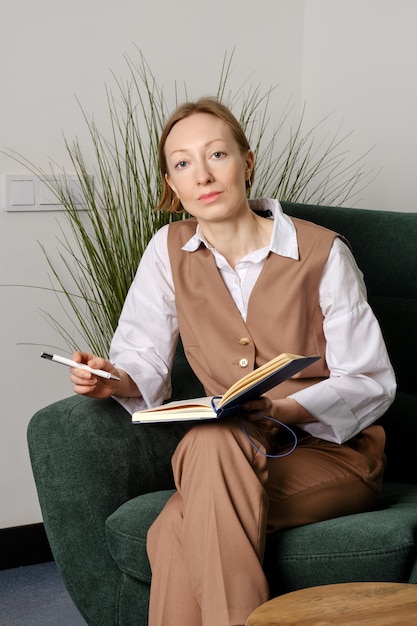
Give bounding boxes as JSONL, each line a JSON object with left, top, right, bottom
{"left": 147, "top": 492, "right": 182, "bottom": 555}
{"left": 172, "top": 418, "right": 269, "bottom": 493}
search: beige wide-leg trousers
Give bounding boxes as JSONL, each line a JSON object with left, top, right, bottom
{"left": 146, "top": 418, "right": 385, "bottom": 626}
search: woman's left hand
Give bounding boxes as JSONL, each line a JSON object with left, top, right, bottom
{"left": 243, "top": 397, "right": 316, "bottom": 429}
{"left": 242, "top": 397, "right": 279, "bottom": 434}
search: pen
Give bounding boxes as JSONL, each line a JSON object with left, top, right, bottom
{"left": 40, "top": 352, "right": 121, "bottom": 381}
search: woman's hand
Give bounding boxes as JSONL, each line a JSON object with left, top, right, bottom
{"left": 243, "top": 396, "right": 316, "bottom": 432}
{"left": 70, "top": 351, "right": 139, "bottom": 399}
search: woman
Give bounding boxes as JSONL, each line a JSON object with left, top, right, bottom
{"left": 70, "top": 97, "right": 396, "bottom": 626}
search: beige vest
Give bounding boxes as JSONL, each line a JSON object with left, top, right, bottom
{"left": 167, "top": 216, "right": 338, "bottom": 400}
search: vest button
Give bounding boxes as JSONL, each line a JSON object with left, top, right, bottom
{"left": 239, "top": 337, "right": 251, "bottom": 346}
{"left": 239, "top": 358, "right": 249, "bottom": 368}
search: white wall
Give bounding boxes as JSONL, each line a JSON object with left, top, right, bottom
{"left": 0, "top": 0, "right": 304, "bottom": 529}
{"left": 1, "top": 0, "right": 417, "bottom": 530}
{"left": 302, "top": 0, "right": 417, "bottom": 212}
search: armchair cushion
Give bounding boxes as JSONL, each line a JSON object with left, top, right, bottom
{"left": 265, "top": 482, "right": 417, "bottom": 595}
{"left": 105, "top": 483, "right": 417, "bottom": 596}
{"left": 105, "top": 490, "right": 175, "bottom": 584}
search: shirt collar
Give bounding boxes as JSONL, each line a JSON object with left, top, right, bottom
{"left": 181, "top": 198, "right": 300, "bottom": 260}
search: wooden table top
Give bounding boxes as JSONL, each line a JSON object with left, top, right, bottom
{"left": 246, "top": 582, "right": 417, "bottom": 625}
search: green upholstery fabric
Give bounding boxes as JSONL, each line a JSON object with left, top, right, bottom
{"left": 105, "top": 483, "right": 417, "bottom": 593}
{"left": 106, "top": 490, "right": 176, "bottom": 585}
{"left": 27, "top": 202, "right": 417, "bottom": 626}
{"left": 264, "top": 483, "right": 417, "bottom": 596}
{"left": 28, "top": 396, "right": 188, "bottom": 626}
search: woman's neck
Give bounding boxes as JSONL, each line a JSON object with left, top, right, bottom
{"left": 198, "top": 210, "right": 273, "bottom": 268}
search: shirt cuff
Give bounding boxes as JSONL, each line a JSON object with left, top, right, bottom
{"left": 112, "top": 394, "right": 148, "bottom": 415}
{"left": 289, "top": 382, "right": 359, "bottom": 444}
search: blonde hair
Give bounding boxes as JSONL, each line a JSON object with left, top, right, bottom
{"left": 156, "top": 97, "right": 254, "bottom": 213}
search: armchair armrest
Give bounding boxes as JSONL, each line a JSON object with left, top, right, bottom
{"left": 27, "top": 394, "right": 188, "bottom": 625}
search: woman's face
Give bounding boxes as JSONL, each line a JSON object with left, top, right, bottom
{"left": 164, "top": 112, "right": 253, "bottom": 225}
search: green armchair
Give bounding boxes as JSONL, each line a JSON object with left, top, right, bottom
{"left": 27, "top": 202, "right": 417, "bottom": 626}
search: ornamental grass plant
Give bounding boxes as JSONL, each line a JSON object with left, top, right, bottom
{"left": 5, "top": 51, "right": 374, "bottom": 355}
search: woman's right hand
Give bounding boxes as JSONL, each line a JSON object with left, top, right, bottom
{"left": 70, "top": 351, "right": 124, "bottom": 399}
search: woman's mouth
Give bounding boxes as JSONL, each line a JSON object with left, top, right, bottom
{"left": 198, "top": 191, "right": 222, "bottom": 203}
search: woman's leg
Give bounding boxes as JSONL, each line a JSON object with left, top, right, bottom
{"left": 147, "top": 422, "right": 386, "bottom": 625}
{"left": 266, "top": 425, "right": 386, "bottom": 532}
{"left": 147, "top": 491, "right": 203, "bottom": 626}
{"left": 147, "top": 418, "right": 270, "bottom": 626}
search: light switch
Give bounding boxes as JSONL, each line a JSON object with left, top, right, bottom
{"left": 4, "top": 174, "right": 91, "bottom": 211}
{"left": 10, "top": 178, "right": 36, "bottom": 206}
{"left": 67, "top": 178, "right": 84, "bottom": 204}
{"left": 39, "top": 179, "right": 61, "bottom": 205}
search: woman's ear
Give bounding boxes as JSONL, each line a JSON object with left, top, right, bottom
{"left": 245, "top": 150, "right": 255, "bottom": 181}
{"left": 165, "top": 172, "right": 177, "bottom": 196}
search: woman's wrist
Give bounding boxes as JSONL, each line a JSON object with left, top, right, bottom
{"left": 272, "top": 398, "right": 315, "bottom": 425}
{"left": 113, "top": 369, "right": 142, "bottom": 398}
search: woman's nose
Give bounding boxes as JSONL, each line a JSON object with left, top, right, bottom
{"left": 196, "top": 162, "right": 213, "bottom": 185}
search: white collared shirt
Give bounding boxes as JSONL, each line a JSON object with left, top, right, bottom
{"left": 110, "top": 199, "right": 396, "bottom": 443}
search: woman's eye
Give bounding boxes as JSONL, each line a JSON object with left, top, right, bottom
{"left": 175, "top": 160, "right": 188, "bottom": 169}
{"left": 213, "top": 151, "right": 225, "bottom": 159}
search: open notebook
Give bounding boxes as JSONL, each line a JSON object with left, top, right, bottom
{"left": 132, "top": 353, "right": 320, "bottom": 423}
